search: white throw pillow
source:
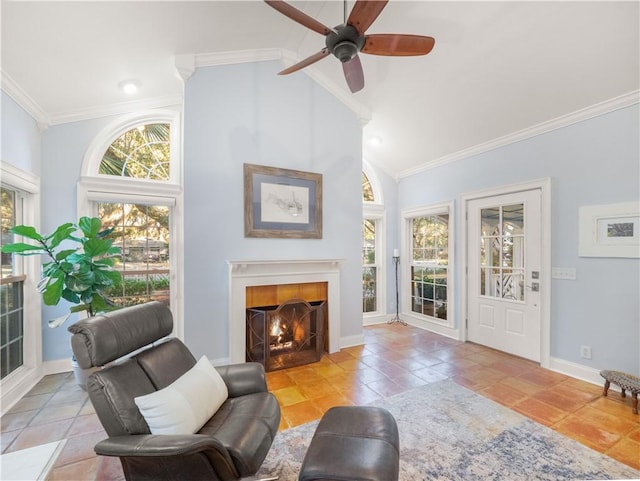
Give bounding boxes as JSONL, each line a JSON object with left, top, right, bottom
{"left": 134, "top": 355, "right": 229, "bottom": 435}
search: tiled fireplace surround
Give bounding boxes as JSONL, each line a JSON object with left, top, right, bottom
{"left": 227, "top": 259, "right": 342, "bottom": 364}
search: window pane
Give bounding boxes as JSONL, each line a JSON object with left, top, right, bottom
{"left": 362, "top": 217, "right": 377, "bottom": 314}
{"left": 479, "top": 204, "right": 526, "bottom": 301}
{"left": 0, "top": 186, "right": 25, "bottom": 379}
{"left": 1, "top": 187, "right": 16, "bottom": 279}
{"left": 481, "top": 207, "right": 501, "bottom": 236}
{"left": 362, "top": 172, "right": 374, "bottom": 202}
{"left": 503, "top": 204, "right": 524, "bottom": 235}
{"left": 99, "top": 123, "right": 170, "bottom": 181}
{"left": 362, "top": 219, "right": 375, "bottom": 265}
{"left": 99, "top": 203, "right": 170, "bottom": 308}
{"left": 362, "top": 266, "right": 377, "bottom": 313}
{"left": 410, "top": 214, "right": 448, "bottom": 321}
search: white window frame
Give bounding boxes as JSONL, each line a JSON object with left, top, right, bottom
{"left": 362, "top": 161, "right": 386, "bottom": 325}
{"left": 363, "top": 206, "right": 386, "bottom": 323}
{"left": 77, "top": 109, "right": 184, "bottom": 340}
{"left": 0, "top": 163, "right": 42, "bottom": 415}
{"left": 401, "top": 201, "right": 456, "bottom": 337}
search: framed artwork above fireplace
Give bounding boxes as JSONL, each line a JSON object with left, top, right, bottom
{"left": 244, "top": 163, "right": 322, "bottom": 239}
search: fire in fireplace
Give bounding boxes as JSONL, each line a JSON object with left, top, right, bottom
{"left": 246, "top": 298, "right": 326, "bottom": 371}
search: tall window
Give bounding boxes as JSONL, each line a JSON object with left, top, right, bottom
{"left": 362, "top": 171, "right": 383, "bottom": 316}
{"left": 79, "top": 111, "right": 182, "bottom": 335}
{"left": 98, "top": 203, "right": 170, "bottom": 307}
{"left": 362, "top": 218, "right": 377, "bottom": 312}
{"left": 1, "top": 187, "right": 25, "bottom": 379}
{"left": 409, "top": 211, "right": 450, "bottom": 322}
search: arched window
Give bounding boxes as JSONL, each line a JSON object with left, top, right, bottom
{"left": 78, "top": 110, "right": 183, "bottom": 338}
{"left": 99, "top": 123, "right": 171, "bottom": 180}
{"left": 362, "top": 172, "right": 374, "bottom": 202}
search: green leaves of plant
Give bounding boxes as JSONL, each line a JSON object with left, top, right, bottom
{"left": 2, "top": 216, "right": 123, "bottom": 324}
{"left": 42, "top": 275, "right": 64, "bottom": 306}
{"left": 78, "top": 217, "right": 102, "bottom": 238}
{"left": 9, "top": 225, "right": 43, "bottom": 241}
{"left": 47, "top": 223, "right": 75, "bottom": 249}
{"left": 83, "top": 238, "right": 112, "bottom": 257}
{"left": 0, "top": 242, "right": 44, "bottom": 254}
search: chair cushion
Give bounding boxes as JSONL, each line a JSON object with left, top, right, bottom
{"left": 134, "top": 356, "right": 229, "bottom": 435}
{"left": 137, "top": 338, "right": 196, "bottom": 389}
{"left": 88, "top": 359, "right": 156, "bottom": 437}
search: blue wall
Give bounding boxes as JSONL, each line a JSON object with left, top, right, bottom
{"left": 398, "top": 104, "right": 640, "bottom": 374}
{"left": 1, "top": 92, "right": 41, "bottom": 173}
{"left": 183, "top": 61, "right": 363, "bottom": 359}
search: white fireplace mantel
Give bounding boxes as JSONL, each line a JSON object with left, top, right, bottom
{"left": 227, "top": 259, "right": 342, "bottom": 364}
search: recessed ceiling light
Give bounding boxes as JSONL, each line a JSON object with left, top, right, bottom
{"left": 369, "top": 135, "right": 382, "bottom": 147}
{"left": 118, "top": 79, "right": 141, "bottom": 95}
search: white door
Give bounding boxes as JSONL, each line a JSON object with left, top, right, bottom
{"left": 467, "top": 189, "right": 542, "bottom": 361}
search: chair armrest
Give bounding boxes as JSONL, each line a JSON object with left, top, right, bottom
{"left": 95, "top": 434, "right": 230, "bottom": 458}
{"left": 96, "top": 434, "right": 240, "bottom": 480}
{"left": 215, "top": 362, "right": 268, "bottom": 397}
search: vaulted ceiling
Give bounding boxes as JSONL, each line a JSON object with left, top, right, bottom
{"left": 2, "top": 1, "right": 638, "bottom": 177}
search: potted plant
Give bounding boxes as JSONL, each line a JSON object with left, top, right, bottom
{"left": 1, "top": 216, "right": 122, "bottom": 386}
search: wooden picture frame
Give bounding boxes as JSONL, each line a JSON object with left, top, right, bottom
{"left": 244, "top": 163, "right": 323, "bottom": 239}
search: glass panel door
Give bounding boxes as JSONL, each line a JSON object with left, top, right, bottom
{"left": 480, "top": 203, "right": 525, "bottom": 301}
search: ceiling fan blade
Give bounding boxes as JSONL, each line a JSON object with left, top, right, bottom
{"left": 347, "top": 0, "right": 389, "bottom": 36}
{"left": 264, "top": 0, "right": 335, "bottom": 36}
{"left": 362, "top": 34, "right": 435, "bottom": 56}
{"left": 279, "top": 48, "right": 331, "bottom": 75}
{"left": 342, "top": 55, "right": 365, "bottom": 93}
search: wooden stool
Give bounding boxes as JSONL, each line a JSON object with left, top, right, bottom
{"left": 600, "top": 370, "right": 640, "bottom": 414}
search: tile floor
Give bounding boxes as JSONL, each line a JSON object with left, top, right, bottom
{"left": 2, "top": 323, "right": 638, "bottom": 480}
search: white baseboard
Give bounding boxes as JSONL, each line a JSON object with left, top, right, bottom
{"left": 43, "top": 358, "right": 73, "bottom": 375}
{"left": 0, "top": 366, "right": 43, "bottom": 416}
{"left": 401, "top": 313, "right": 461, "bottom": 340}
{"left": 548, "top": 356, "right": 608, "bottom": 388}
{"left": 1, "top": 358, "right": 75, "bottom": 415}
{"left": 340, "top": 334, "right": 365, "bottom": 350}
{"left": 363, "top": 314, "right": 387, "bottom": 326}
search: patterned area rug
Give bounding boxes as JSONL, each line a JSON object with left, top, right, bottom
{"left": 257, "top": 380, "right": 639, "bottom": 480}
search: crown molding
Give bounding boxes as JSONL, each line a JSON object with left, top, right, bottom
{"left": 1, "top": 71, "right": 50, "bottom": 129}
{"left": 48, "top": 96, "right": 183, "bottom": 126}
{"left": 1, "top": 70, "right": 183, "bottom": 128}
{"left": 193, "top": 48, "right": 372, "bottom": 125}
{"left": 175, "top": 54, "right": 196, "bottom": 82}
{"left": 397, "top": 90, "right": 640, "bottom": 180}
{"left": 194, "top": 48, "right": 282, "bottom": 68}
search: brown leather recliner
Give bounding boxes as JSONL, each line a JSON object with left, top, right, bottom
{"left": 68, "top": 301, "right": 281, "bottom": 481}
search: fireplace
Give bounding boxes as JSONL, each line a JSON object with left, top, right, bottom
{"left": 246, "top": 299, "right": 326, "bottom": 371}
{"left": 227, "top": 259, "right": 342, "bottom": 364}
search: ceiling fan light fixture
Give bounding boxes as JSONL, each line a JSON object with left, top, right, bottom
{"left": 265, "top": 0, "right": 435, "bottom": 94}
{"left": 333, "top": 41, "right": 359, "bottom": 63}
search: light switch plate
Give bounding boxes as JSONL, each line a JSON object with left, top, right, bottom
{"left": 552, "top": 267, "right": 576, "bottom": 280}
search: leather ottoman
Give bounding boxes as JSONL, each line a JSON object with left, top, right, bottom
{"left": 298, "top": 406, "right": 400, "bottom": 481}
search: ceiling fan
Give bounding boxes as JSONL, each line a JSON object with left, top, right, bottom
{"left": 264, "top": 0, "right": 435, "bottom": 93}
